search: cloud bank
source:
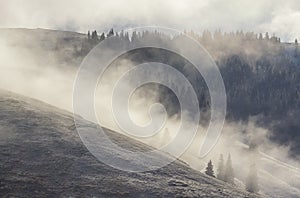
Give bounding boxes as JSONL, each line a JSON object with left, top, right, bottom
{"left": 1, "top": 0, "right": 300, "bottom": 41}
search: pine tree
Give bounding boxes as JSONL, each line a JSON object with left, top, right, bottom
{"left": 202, "top": 30, "right": 213, "bottom": 44}
{"left": 205, "top": 160, "right": 215, "bottom": 177}
{"left": 124, "top": 32, "right": 130, "bottom": 41}
{"left": 277, "top": 37, "right": 281, "bottom": 43}
{"left": 217, "top": 154, "right": 225, "bottom": 181}
{"left": 265, "top": 32, "right": 269, "bottom": 40}
{"left": 224, "top": 154, "right": 234, "bottom": 184}
{"left": 91, "top": 30, "right": 98, "bottom": 40}
{"left": 246, "top": 164, "right": 259, "bottom": 193}
{"left": 295, "top": 38, "right": 298, "bottom": 57}
{"left": 214, "top": 29, "right": 222, "bottom": 41}
{"left": 132, "top": 31, "right": 138, "bottom": 42}
{"left": 107, "top": 28, "right": 114, "bottom": 37}
{"left": 100, "top": 33, "right": 105, "bottom": 41}
{"left": 87, "top": 31, "right": 91, "bottom": 40}
{"left": 94, "top": 30, "right": 98, "bottom": 40}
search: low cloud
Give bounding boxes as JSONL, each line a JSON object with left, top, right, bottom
{"left": 0, "top": 0, "right": 299, "bottom": 41}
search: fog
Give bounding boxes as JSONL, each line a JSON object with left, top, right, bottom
{"left": 0, "top": 29, "right": 299, "bottom": 196}
{"left": 94, "top": 55, "right": 300, "bottom": 195}
{"left": 1, "top": 0, "right": 300, "bottom": 42}
{"left": 0, "top": 36, "right": 76, "bottom": 111}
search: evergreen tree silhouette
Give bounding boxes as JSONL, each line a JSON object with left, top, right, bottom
{"left": 217, "top": 154, "right": 225, "bottom": 181}
{"left": 100, "top": 33, "right": 105, "bottom": 41}
{"left": 295, "top": 38, "right": 298, "bottom": 57}
{"left": 265, "top": 32, "right": 269, "bottom": 40}
{"left": 205, "top": 160, "right": 215, "bottom": 177}
{"left": 124, "top": 32, "right": 130, "bottom": 41}
{"left": 91, "top": 30, "right": 98, "bottom": 41}
{"left": 107, "top": 28, "right": 114, "bottom": 37}
{"left": 132, "top": 31, "right": 138, "bottom": 42}
{"left": 246, "top": 164, "right": 259, "bottom": 193}
{"left": 224, "top": 154, "right": 234, "bottom": 184}
{"left": 202, "top": 30, "right": 213, "bottom": 44}
{"left": 87, "top": 31, "right": 91, "bottom": 40}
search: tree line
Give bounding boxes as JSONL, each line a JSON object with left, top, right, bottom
{"left": 204, "top": 154, "right": 259, "bottom": 194}
{"left": 84, "top": 28, "right": 299, "bottom": 46}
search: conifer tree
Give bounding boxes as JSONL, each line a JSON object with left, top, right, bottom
{"left": 132, "top": 31, "right": 138, "bottom": 42}
{"left": 94, "top": 30, "right": 98, "bottom": 40}
{"left": 205, "top": 160, "right": 215, "bottom": 177}
{"left": 265, "top": 32, "right": 269, "bottom": 40}
{"left": 124, "top": 32, "right": 130, "bottom": 41}
{"left": 202, "top": 30, "right": 213, "bottom": 44}
{"left": 107, "top": 28, "right": 114, "bottom": 37}
{"left": 295, "top": 38, "right": 298, "bottom": 57}
{"left": 224, "top": 154, "right": 234, "bottom": 184}
{"left": 100, "top": 33, "right": 105, "bottom": 41}
{"left": 246, "top": 164, "right": 259, "bottom": 193}
{"left": 217, "top": 154, "right": 225, "bottom": 181}
{"left": 91, "top": 30, "right": 98, "bottom": 40}
{"left": 87, "top": 31, "right": 91, "bottom": 40}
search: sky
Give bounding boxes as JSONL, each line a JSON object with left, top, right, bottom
{"left": 1, "top": 0, "right": 300, "bottom": 42}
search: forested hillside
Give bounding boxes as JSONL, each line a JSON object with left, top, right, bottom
{"left": 78, "top": 29, "right": 300, "bottom": 154}
{"left": 1, "top": 28, "right": 299, "bottom": 155}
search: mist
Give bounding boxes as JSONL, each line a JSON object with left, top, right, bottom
{"left": 0, "top": 34, "right": 77, "bottom": 111}
{"left": 1, "top": 0, "right": 300, "bottom": 196}
{"left": 1, "top": 0, "right": 300, "bottom": 42}
{"left": 94, "top": 53, "right": 300, "bottom": 196}
{"left": 0, "top": 28, "right": 300, "bottom": 197}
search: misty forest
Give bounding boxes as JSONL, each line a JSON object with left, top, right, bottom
{"left": 83, "top": 28, "right": 300, "bottom": 155}
{"left": 0, "top": 26, "right": 300, "bottom": 198}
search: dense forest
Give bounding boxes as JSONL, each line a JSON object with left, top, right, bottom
{"left": 76, "top": 28, "right": 300, "bottom": 155}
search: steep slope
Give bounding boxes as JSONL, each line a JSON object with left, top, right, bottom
{"left": 0, "top": 90, "right": 260, "bottom": 197}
